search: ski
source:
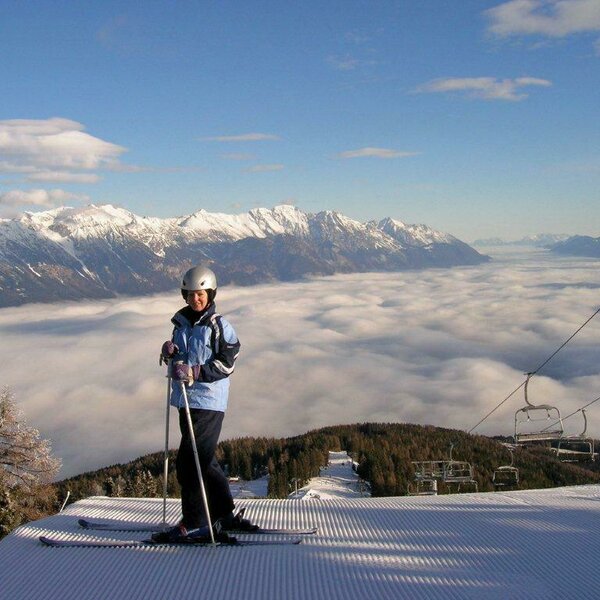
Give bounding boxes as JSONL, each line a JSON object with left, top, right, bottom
{"left": 40, "top": 535, "right": 301, "bottom": 548}
{"left": 78, "top": 518, "right": 317, "bottom": 535}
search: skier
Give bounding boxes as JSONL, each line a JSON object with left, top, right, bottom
{"left": 153, "top": 264, "right": 255, "bottom": 542}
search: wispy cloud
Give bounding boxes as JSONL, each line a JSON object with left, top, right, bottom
{"left": 326, "top": 54, "right": 363, "bottom": 71}
{"left": 415, "top": 76, "right": 552, "bottom": 101}
{"left": 345, "top": 30, "right": 372, "bottom": 44}
{"left": 2, "top": 250, "right": 599, "bottom": 478}
{"left": 221, "top": 153, "right": 257, "bottom": 161}
{"left": 336, "top": 147, "right": 420, "bottom": 159}
{"left": 486, "top": 0, "right": 600, "bottom": 38}
{"left": 202, "top": 133, "right": 280, "bottom": 143}
{"left": 327, "top": 28, "right": 382, "bottom": 71}
{"left": 326, "top": 54, "right": 379, "bottom": 72}
{"left": 244, "top": 164, "right": 285, "bottom": 173}
{"left": 26, "top": 172, "right": 101, "bottom": 183}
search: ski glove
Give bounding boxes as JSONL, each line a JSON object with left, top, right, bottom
{"left": 161, "top": 341, "right": 179, "bottom": 361}
{"left": 171, "top": 362, "right": 201, "bottom": 385}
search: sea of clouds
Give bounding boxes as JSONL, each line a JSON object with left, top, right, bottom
{"left": 1, "top": 247, "right": 599, "bottom": 478}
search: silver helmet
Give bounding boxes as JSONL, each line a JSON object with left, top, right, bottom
{"left": 181, "top": 264, "right": 217, "bottom": 300}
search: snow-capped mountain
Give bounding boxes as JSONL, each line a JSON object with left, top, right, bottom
{"left": 472, "top": 233, "right": 571, "bottom": 247}
{"left": 0, "top": 204, "right": 488, "bottom": 307}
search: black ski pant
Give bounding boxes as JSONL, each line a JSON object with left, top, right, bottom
{"left": 176, "top": 408, "right": 235, "bottom": 529}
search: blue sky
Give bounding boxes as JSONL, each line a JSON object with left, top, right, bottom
{"left": 0, "top": 0, "right": 598, "bottom": 240}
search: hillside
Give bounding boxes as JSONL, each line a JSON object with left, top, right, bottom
{"left": 53, "top": 422, "right": 600, "bottom": 506}
{"left": 550, "top": 235, "right": 600, "bottom": 258}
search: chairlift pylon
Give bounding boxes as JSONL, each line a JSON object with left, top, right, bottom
{"left": 514, "top": 373, "right": 564, "bottom": 444}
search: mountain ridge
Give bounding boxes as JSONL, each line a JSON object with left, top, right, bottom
{"left": 0, "top": 204, "right": 489, "bottom": 307}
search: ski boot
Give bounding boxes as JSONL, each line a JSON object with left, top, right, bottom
{"left": 218, "top": 507, "right": 259, "bottom": 532}
{"left": 150, "top": 522, "right": 233, "bottom": 544}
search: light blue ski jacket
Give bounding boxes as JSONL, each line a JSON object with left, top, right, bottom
{"left": 169, "top": 304, "right": 240, "bottom": 412}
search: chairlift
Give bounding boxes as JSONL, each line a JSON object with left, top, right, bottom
{"left": 411, "top": 460, "right": 445, "bottom": 481}
{"left": 514, "top": 373, "right": 564, "bottom": 444}
{"left": 409, "top": 461, "right": 443, "bottom": 496}
{"left": 551, "top": 409, "right": 595, "bottom": 463}
{"left": 493, "top": 445, "right": 519, "bottom": 488}
{"left": 407, "top": 478, "right": 438, "bottom": 496}
{"left": 410, "top": 444, "right": 478, "bottom": 494}
{"left": 443, "top": 443, "right": 478, "bottom": 492}
{"left": 444, "top": 443, "right": 474, "bottom": 482}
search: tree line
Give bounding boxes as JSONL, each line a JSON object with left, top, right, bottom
{"left": 53, "top": 423, "right": 600, "bottom": 505}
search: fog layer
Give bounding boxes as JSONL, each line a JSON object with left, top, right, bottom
{"left": 1, "top": 248, "right": 598, "bottom": 478}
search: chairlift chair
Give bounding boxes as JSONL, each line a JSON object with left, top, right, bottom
{"left": 514, "top": 373, "right": 564, "bottom": 444}
{"left": 407, "top": 478, "right": 438, "bottom": 496}
{"left": 411, "top": 460, "right": 445, "bottom": 481}
{"left": 552, "top": 409, "right": 595, "bottom": 463}
{"left": 493, "top": 445, "right": 519, "bottom": 488}
{"left": 443, "top": 443, "right": 478, "bottom": 492}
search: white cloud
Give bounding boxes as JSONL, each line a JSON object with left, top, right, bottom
{"left": 26, "top": 171, "right": 101, "bottom": 183}
{"left": 202, "top": 133, "right": 280, "bottom": 142}
{"left": 337, "top": 147, "right": 420, "bottom": 159}
{"left": 415, "top": 76, "right": 552, "bottom": 101}
{"left": 486, "top": 0, "right": 600, "bottom": 38}
{"left": 0, "top": 118, "right": 127, "bottom": 183}
{"left": 244, "top": 164, "right": 285, "bottom": 173}
{"left": 1, "top": 249, "right": 599, "bottom": 478}
{"left": 0, "top": 189, "right": 89, "bottom": 218}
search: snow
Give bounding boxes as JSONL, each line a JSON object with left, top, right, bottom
{"left": 26, "top": 263, "right": 41, "bottom": 277}
{"left": 8, "top": 203, "right": 454, "bottom": 251}
{"left": 290, "top": 451, "right": 370, "bottom": 500}
{"left": 229, "top": 475, "right": 269, "bottom": 499}
{"left": 3, "top": 451, "right": 600, "bottom": 599}
{"left": 379, "top": 217, "right": 456, "bottom": 246}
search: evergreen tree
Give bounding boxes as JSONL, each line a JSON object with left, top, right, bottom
{"left": 0, "top": 388, "right": 60, "bottom": 539}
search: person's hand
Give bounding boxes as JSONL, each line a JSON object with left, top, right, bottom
{"left": 172, "top": 362, "right": 201, "bottom": 385}
{"left": 160, "top": 341, "right": 179, "bottom": 362}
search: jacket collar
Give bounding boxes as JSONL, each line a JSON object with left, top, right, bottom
{"left": 172, "top": 302, "right": 216, "bottom": 327}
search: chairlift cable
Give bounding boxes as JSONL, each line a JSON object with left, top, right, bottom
{"left": 528, "top": 306, "right": 600, "bottom": 378}
{"left": 467, "top": 381, "right": 526, "bottom": 434}
{"left": 468, "top": 307, "right": 600, "bottom": 434}
{"left": 540, "top": 393, "right": 600, "bottom": 432}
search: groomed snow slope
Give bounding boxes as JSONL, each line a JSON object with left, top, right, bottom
{"left": 2, "top": 458, "right": 600, "bottom": 599}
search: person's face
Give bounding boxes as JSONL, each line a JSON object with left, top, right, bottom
{"left": 186, "top": 289, "right": 209, "bottom": 312}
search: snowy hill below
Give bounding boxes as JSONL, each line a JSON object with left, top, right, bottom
{"left": 229, "top": 451, "right": 369, "bottom": 499}
{"left": 0, "top": 204, "right": 488, "bottom": 307}
{"left": 290, "top": 451, "right": 370, "bottom": 499}
{"left": 3, "top": 482, "right": 600, "bottom": 599}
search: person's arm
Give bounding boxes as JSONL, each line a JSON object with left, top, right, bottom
{"left": 198, "top": 318, "right": 240, "bottom": 383}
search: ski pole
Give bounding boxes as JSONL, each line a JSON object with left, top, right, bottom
{"left": 179, "top": 380, "right": 216, "bottom": 546}
{"left": 162, "top": 366, "right": 171, "bottom": 530}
